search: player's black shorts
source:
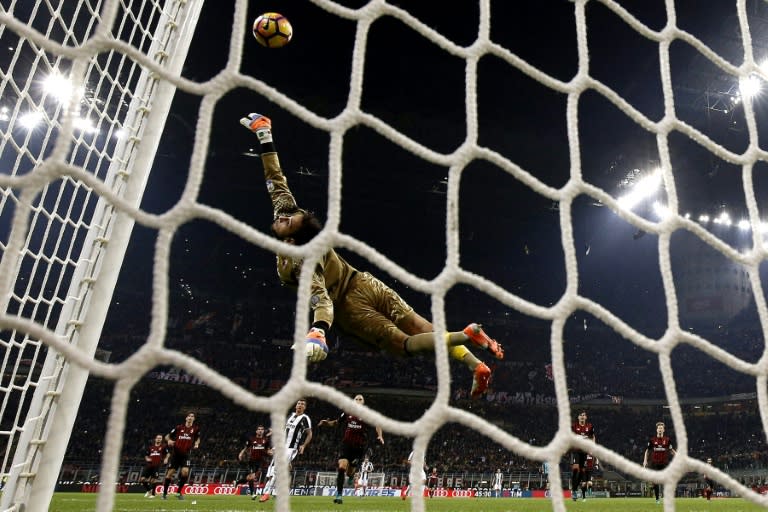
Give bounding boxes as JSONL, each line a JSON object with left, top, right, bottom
{"left": 648, "top": 461, "right": 669, "bottom": 471}
{"left": 705, "top": 478, "right": 714, "bottom": 488}
{"left": 140, "top": 465, "right": 161, "bottom": 480}
{"left": 340, "top": 444, "right": 366, "bottom": 467}
{"left": 168, "top": 452, "right": 191, "bottom": 470}
{"left": 570, "top": 451, "right": 588, "bottom": 468}
{"left": 248, "top": 460, "right": 267, "bottom": 475}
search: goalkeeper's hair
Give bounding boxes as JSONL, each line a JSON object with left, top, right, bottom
{"left": 272, "top": 209, "right": 322, "bottom": 245}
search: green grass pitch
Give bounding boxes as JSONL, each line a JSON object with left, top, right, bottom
{"left": 47, "top": 495, "right": 768, "bottom": 512}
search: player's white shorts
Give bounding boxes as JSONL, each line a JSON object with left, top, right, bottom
{"left": 265, "top": 447, "right": 299, "bottom": 478}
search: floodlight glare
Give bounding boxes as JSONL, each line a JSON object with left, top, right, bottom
{"left": 740, "top": 75, "right": 762, "bottom": 99}
{"left": 19, "top": 111, "right": 43, "bottom": 130}
{"left": 652, "top": 201, "right": 669, "bottom": 220}
{"left": 716, "top": 212, "right": 732, "bottom": 226}
{"left": 737, "top": 219, "right": 751, "bottom": 231}
{"left": 43, "top": 73, "right": 75, "bottom": 103}
{"left": 73, "top": 117, "right": 98, "bottom": 134}
{"left": 617, "top": 169, "right": 662, "bottom": 211}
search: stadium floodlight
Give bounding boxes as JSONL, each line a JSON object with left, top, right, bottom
{"left": 73, "top": 117, "right": 98, "bottom": 134}
{"left": 737, "top": 219, "right": 751, "bottom": 231}
{"left": 714, "top": 211, "right": 732, "bottom": 226}
{"left": 698, "top": 214, "right": 711, "bottom": 223}
{"left": 617, "top": 168, "right": 662, "bottom": 211}
{"left": 42, "top": 72, "right": 77, "bottom": 104}
{"left": 740, "top": 75, "right": 762, "bottom": 99}
{"left": 652, "top": 201, "right": 670, "bottom": 220}
{"left": 18, "top": 111, "right": 43, "bottom": 130}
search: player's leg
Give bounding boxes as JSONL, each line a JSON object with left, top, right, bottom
{"left": 139, "top": 469, "right": 151, "bottom": 497}
{"left": 340, "top": 271, "right": 501, "bottom": 359}
{"left": 570, "top": 455, "right": 581, "bottom": 501}
{"left": 260, "top": 459, "right": 277, "bottom": 501}
{"left": 397, "top": 313, "right": 498, "bottom": 398}
{"left": 398, "top": 312, "right": 503, "bottom": 359}
{"left": 162, "top": 466, "right": 176, "bottom": 499}
{"left": 246, "top": 471, "right": 255, "bottom": 496}
{"left": 334, "top": 456, "right": 349, "bottom": 503}
{"left": 149, "top": 470, "right": 159, "bottom": 497}
{"left": 336, "top": 278, "right": 496, "bottom": 398}
{"left": 177, "top": 465, "right": 189, "bottom": 499}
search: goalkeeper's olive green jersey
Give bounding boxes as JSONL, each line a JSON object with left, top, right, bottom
{"left": 261, "top": 152, "right": 358, "bottom": 328}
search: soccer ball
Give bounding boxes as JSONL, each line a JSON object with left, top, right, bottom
{"left": 306, "top": 338, "right": 328, "bottom": 362}
{"left": 253, "top": 12, "right": 293, "bottom": 48}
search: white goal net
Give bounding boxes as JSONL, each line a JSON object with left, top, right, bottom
{"left": 2, "top": 0, "right": 768, "bottom": 511}
{"left": 0, "top": 0, "right": 203, "bottom": 510}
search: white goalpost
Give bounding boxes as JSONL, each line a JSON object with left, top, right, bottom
{"left": 3, "top": 0, "right": 768, "bottom": 511}
{"left": 0, "top": 0, "right": 203, "bottom": 510}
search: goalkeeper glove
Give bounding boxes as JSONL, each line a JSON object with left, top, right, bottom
{"left": 239, "top": 113, "right": 272, "bottom": 143}
{"left": 305, "top": 327, "right": 328, "bottom": 363}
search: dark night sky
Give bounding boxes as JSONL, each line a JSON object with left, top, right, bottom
{"left": 112, "top": 0, "right": 768, "bottom": 342}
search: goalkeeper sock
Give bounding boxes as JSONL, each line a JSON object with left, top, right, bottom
{"left": 448, "top": 345, "right": 470, "bottom": 361}
{"left": 403, "top": 331, "right": 471, "bottom": 355}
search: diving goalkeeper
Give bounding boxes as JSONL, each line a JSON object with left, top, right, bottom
{"left": 240, "top": 113, "right": 504, "bottom": 398}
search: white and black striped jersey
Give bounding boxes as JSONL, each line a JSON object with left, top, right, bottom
{"left": 284, "top": 412, "right": 311, "bottom": 450}
{"left": 360, "top": 460, "right": 374, "bottom": 476}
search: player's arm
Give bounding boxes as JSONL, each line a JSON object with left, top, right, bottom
{"left": 299, "top": 428, "right": 313, "bottom": 455}
{"left": 163, "top": 447, "right": 170, "bottom": 465}
{"left": 642, "top": 446, "right": 649, "bottom": 467}
{"left": 375, "top": 425, "right": 384, "bottom": 445}
{"left": 317, "top": 418, "right": 338, "bottom": 428}
{"left": 239, "top": 113, "right": 300, "bottom": 216}
{"left": 165, "top": 430, "right": 175, "bottom": 447}
{"left": 310, "top": 264, "right": 333, "bottom": 330}
{"left": 295, "top": 263, "right": 332, "bottom": 363}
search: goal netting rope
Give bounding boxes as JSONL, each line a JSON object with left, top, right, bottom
{"left": 0, "top": 0, "right": 767, "bottom": 511}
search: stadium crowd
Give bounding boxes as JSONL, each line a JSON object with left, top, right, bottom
{"left": 56, "top": 279, "right": 768, "bottom": 487}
